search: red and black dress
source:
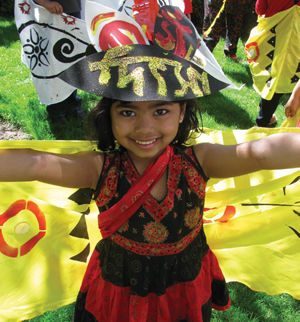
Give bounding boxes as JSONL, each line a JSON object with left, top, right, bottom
{"left": 73, "top": 146, "right": 230, "bottom": 322}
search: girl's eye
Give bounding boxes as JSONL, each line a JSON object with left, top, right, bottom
{"left": 121, "top": 110, "right": 135, "bottom": 117}
{"left": 154, "top": 109, "right": 168, "bottom": 116}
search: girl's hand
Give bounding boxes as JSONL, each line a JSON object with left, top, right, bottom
{"left": 285, "top": 79, "right": 300, "bottom": 118}
{"left": 45, "top": 1, "right": 63, "bottom": 15}
{"left": 35, "top": 0, "right": 63, "bottom": 15}
{"left": 285, "top": 97, "right": 300, "bottom": 118}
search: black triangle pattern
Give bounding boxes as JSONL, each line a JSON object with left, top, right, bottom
{"left": 267, "top": 36, "right": 276, "bottom": 48}
{"left": 68, "top": 187, "right": 93, "bottom": 205}
{"left": 270, "top": 25, "right": 277, "bottom": 34}
{"left": 267, "top": 50, "right": 274, "bottom": 60}
{"left": 291, "top": 75, "right": 300, "bottom": 84}
{"left": 265, "top": 64, "right": 272, "bottom": 74}
{"left": 70, "top": 243, "right": 91, "bottom": 263}
{"left": 70, "top": 214, "right": 89, "bottom": 240}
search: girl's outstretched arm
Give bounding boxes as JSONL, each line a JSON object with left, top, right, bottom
{"left": 194, "top": 132, "right": 300, "bottom": 179}
{"left": 0, "top": 149, "right": 104, "bottom": 190}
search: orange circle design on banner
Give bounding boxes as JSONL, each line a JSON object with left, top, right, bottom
{"left": 0, "top": 200, "right": 46, "bottom": 258}
{"left": 245, "top": 42, "right": 260, "bottom": 63}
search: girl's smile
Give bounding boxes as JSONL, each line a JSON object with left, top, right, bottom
{"left": 134, "top": 138, "right": 157, "bottom": 145}
{"left": 111, "top": 100, "right": 186, "bottom": 170}
{"left": 131, "top": 138, "right": 160, "bottom": 151}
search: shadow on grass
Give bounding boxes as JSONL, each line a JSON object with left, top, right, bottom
{"left": 47, "top": 94, "right": 94, "bottom": 140}
{"left": 198, "top": 92, "right": 254, "bottom": 129}
{"left": 48, "top": 116, "right": 88, "bottom": 140}
{"left": 224, "top": 64, "right": 254, "bottom": 88}
{"left": 0, "top": 18, "right": 20, "bottom": 47}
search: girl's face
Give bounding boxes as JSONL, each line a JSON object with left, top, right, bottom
{"left": 111, "top": 100, "right": 186, "bottom": 165}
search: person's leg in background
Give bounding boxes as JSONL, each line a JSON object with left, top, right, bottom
{"left": 256, "top": 93, "right": 283, "bottom": 127}
{"left": 47, "top": 10, "right": 85, "bottom": 123}
{"left": 202, "top": 0, "right": 225, "bottom": 52}
{"left": 224, "top": 3, "right": 245, "bottom": 61}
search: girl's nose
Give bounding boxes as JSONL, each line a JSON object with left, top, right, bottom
{"left": 135, "top": 115, "right": 154, "bottom": 134}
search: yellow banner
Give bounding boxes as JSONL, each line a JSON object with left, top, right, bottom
{"left": 191, "top": 126, "right": 300, "bottom": 300}
{"left": 245, "top": 5, "right": 300, "bottom": 99}
{"left": 1, "top": 128, "right": 300, "bottom": 321}
{"left": 0, "top": 141, "right": 101, "bottom": 322}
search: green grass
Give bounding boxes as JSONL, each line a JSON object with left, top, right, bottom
{"left": 24, "top": 304, "right": 76, "bottom": 322}
{"left": 1, "top": 17, "right": 300, "bottom": 322}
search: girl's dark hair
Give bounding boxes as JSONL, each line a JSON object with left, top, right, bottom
{"left": 88, "top": 97, "right": 203, "bottom": 151}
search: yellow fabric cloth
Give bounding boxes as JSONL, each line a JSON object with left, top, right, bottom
{"left": 0, "top": 141, "right": 101, "bottom": 322}
{"left": 1, "top": 129, "right": 300, "bottom": 321}
{"left": 245, "top": 5, "right": 300, "bottom": 100}
{"left": 190, "top": 127, "right": 300, "bottom": 300}
{"left": 281, "top": 108, "right": 300, "bottom": 127}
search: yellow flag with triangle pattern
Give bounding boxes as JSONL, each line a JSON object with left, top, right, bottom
{"left": 245, "top": 5, "right": 300, "bottom": 100}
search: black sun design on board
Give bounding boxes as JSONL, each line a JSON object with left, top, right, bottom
{"left": 23, "top": 28, "right": 50, "bottom": 70}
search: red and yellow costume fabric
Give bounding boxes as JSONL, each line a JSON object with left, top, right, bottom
{"left": 245, "top": 3, "right": 300, "bottom": 99}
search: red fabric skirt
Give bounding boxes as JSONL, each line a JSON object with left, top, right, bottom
{"left": 78, "top": 248, "right": 230, "bottom": 322}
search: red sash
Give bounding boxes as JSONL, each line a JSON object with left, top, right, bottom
{"left": 98, "top": 146, "right": 174, "bottom": 239}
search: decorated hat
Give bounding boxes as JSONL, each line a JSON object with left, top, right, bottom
{"left": 59, "top": 0, "right": 236, "bottom": 101}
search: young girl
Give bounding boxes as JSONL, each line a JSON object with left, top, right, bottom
{"left": 1, "top": 97, "right": 300, "bottom": 322}
{"left": 6, "top": 3, "right": 300, "bottom": 322}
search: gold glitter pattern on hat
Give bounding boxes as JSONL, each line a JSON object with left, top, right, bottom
{"left": 89, "top": 46, "right": 134, "bottom": 85}
{"left": 118, "top": 58, "right": 145, "bottom": 96}
{"left": 175, "top": 66, "right": 210, "bottom": 97}
{"left": 148, "top": 58, "right": 167, "bottom": 97}
{"left": 88, "top": 46, "right": 211, "bottom": 98}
